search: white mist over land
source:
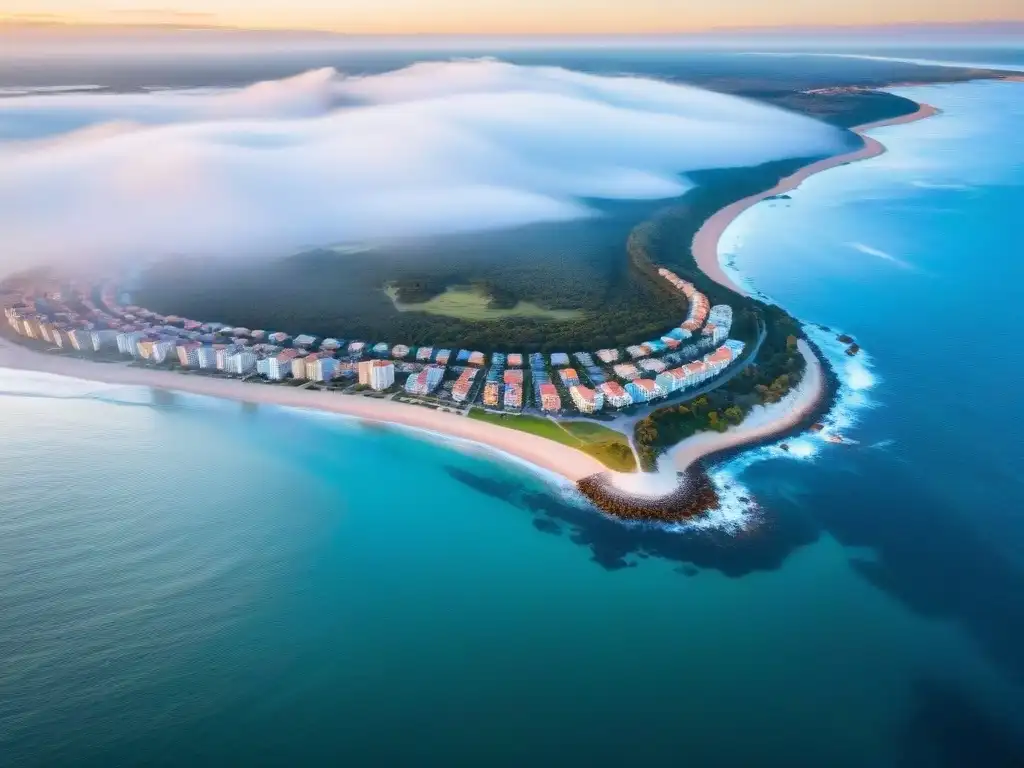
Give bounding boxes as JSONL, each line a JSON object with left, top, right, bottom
{"left": 0, "top": 60, "right": 850, "bottom": 273}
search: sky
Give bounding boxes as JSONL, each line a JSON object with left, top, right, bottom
{"left": 2, "top": 0, "right": 1022, "bottom": 35}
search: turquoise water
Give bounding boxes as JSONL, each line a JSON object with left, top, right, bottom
{"left": 4, "top": 76, "right": 1024, "bottom": 765}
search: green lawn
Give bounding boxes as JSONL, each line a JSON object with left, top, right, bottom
{"left": 385, "top": 285, "right": 584, "bottom": 322}
{"left": 469, "top": 410, "right": 636, "bottom": 472}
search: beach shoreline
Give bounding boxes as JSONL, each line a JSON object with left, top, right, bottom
{"left": 0, "top": 99, "right": 938, "bottom": 515}
{"left": 0, "top": 335, "right": 607, "bottom": 483}
{"left": 669, "top": 339, "right": 823, "bottom": 472}
{"left": 691, "top": 101, "right": 940, "bottom": 296}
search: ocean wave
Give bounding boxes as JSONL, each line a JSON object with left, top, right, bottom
{"left": 676, "top": 324, "right": 879, "bottom": 534}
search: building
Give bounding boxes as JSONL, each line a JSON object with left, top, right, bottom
{"left": 613, "top": 363, "right": 641, "bottom": 381}
{"left": 291, "top": 355, "right": 309, "bottom": 380}
{"left": 503, "top": 383, "right": 523, "bottom": 410}
{"left": 451, "top": 368, "right": 479, "bottom": 403}
{"left": 539, "top": 383, "right": 561, "bottom": 412}
{"left": 358, "top": 360, "right": 396, "bottom": 391}
{"left": 655, "top": 368, "right": 688, "bottom": 394}
{"left": 310, "top": 356, "right": 339, "bottom": 382}
{"left": 416, "top": 346, "right": 434, "bottom": 362}
{"left": 596, "top": 348, "right": 620, "bottom": 364}
{"left": 267, "top": 349, "right": 299, "bottom": 380}
{"left": 503, "top": 369, "right": 524, "bottom": 385}
{"left": 491, "top": 353, "right": 506, "bottom": 367}
{"left": 482, "top": 381, "right": 501, "bottom": 407}
{"left": 626, "top": 345, "right": 647, "bottom": 360}
{"left": 625, "top": 378, "right": 666, "bottom": 403}
{"left": 405, "top": 365, "right": 445, "bottom": 395}
{"left": 570, "top": 385, "right": 604, "bottom": 414}
{"left": 708, "top": 304, "right": 733, "bottom": 332}
{"left": 682, "top": 360, "right": 709, "bottom": 386}
{"left": 215, "top": 346, "right": 238, "bottom": 371}
{"left": 468, "top": 351, "right": 485, "bottom": 366}
{"left": 725, "top": 339, "right": 745, "bottom": 358}
{"left": 90, "top": 330, "right": 119, "bottom": 351}
{"left": 507, "top": 353, "right": 523, "bottom": 368}
{"left": 268, "top": 332, "right": 290, "bottom": 345}
{"left": 226, "top": 350, "right": 257, "bottom": 375}
{"left": 599, "top": 381, "right": 633, "bottom": 409}
{"left": 66, "top": 329, "right": 91, "bottom": 352}
{"left": 116, "top": 331, "right": 145, "bottom": 356}
{"left": 435, "top": 349, "right": 451, "bottom": 365}
{"left": 151, "top": 340, "right": 177, "bottom": 364}
{"left": 558, "top": 368, "right": 581, "bottom": 387}
{"left": 392, "top": 344, "right": 411, "bottom": 359}
{"left": 293, "top": 334, "right": 317, "bottom": 347}
{"left": 550, "top": 352, "right": 570, "bottom": 367}
{"left": 639, "top": 358, "right": 667, "bottom": 374}
{"left": 456, "top": 349, "right": 471, "bottom": 363}
{"left": 194, "top": 346, "right": 217, "bottom": 369}
{"left": 177, "top": 342, "right": 202, "bottom": 368}
{"left": 348, "top": 341, "right": 366, "bottom": 357}
{"left": 703, "top": 322, "right": 728, "bottom": 344}
{"left": 321, "top": 338, "right": 343, "bottom": 351}
{"left": 372, "top": 342, "right": 390, "bottom": 357}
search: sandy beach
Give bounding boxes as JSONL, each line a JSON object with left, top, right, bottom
{"left": 692, "top": 101, "right": 940, "bottom": 296}
{"left": 0, "top": 335, "right": 606, "bottom": 483}
{"left": 669, "top": 339, "right": 822, "bottom": 472}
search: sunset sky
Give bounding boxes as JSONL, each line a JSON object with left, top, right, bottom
{"left": 2, "top": 0, "right": 1022, "bottom": 35}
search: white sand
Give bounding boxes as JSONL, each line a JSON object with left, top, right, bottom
{"left": 669, "top": 339, "right": 823, "bottom": 472}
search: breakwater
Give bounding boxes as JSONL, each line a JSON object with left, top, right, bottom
{"left": 576, "top": 469, "right": 720, "bottom": 523}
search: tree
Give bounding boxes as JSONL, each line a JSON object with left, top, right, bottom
{"left": 724, "top": 406, "right": 744, "bottom": 425}
{"left": 636, "top": 418, "right": 659, "bottom": 445}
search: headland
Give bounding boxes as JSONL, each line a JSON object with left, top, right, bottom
{"left": 0, "top": 97, "right": 940, "bottom": 524}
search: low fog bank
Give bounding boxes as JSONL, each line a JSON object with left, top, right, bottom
{"left": 0, "top": 59, "right": 850, "bottom": 274}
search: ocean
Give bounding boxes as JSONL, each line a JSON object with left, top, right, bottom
{"left": 3, "top": 67, "right": 1024, "bottom": 766}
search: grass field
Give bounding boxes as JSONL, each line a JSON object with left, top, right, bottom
{"left": 468, "top": 409, "right": 636, "bottom": 472}
{"left": 385, "top": 285, "right": 584, "bottom": 322}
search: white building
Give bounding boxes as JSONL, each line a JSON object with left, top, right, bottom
{"left": 570, "top": 385, "right": 604, "bottom": 414}
{"left": 90, "top": 330, "right": 119, "bottom": 351}
{"left": 312, "top": 357, "right": 339, "bottom": 382}
{"left": 196, "top": 346, "right": 218, "bottom": 369}
{"left": 152, "top": 340, "right": 177, "bottom": 364}
{"left": 358, "top": 360, "right": 395, "bottom": 391}
{"left": 599, "top": 382, "right": 633, "bottom": 409}
{"left": 267, "top": 352, "right": 297, "bottom": 380}
{"left": 116, "top": 331, "right": 145, "bottom": 357}
{"left": 226, "top": 350, "right": 257, "bottom": 375}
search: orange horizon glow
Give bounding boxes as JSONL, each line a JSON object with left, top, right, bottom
{"left": 1, "top": 1, "right": 1022, "bottom": 36}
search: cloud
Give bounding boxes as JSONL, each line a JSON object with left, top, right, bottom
{"left": 0, "top": 60, "right": 850, "bottom": 273}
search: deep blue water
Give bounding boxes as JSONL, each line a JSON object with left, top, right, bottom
{"left": 3, "top": 58, "right": 1024, "bottom": 766}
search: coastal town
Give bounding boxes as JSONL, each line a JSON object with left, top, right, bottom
{"left": 1, "top": 267, "right": 747, "bottom": 419}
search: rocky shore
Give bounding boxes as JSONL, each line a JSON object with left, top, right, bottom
{"left": 576, "top": 469, "right": 720, "bottom": 523}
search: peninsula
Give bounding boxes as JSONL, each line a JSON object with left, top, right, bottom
{"left": 0, "top": 95, "right": 940, "bottom": 523}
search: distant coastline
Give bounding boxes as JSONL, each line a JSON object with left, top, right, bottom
{"left": 692, "top": 100, "right": 940, "bottom": 296}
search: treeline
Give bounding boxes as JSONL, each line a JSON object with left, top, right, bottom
{"left": 135, "top": 200, "right": 698, "bottom": 353}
